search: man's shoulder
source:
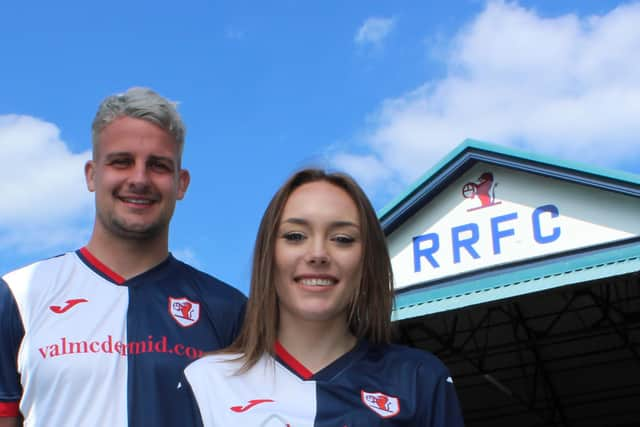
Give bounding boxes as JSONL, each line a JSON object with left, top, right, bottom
{"left": 2, "top": 251, "right": 73, "bottom": 283}
{"left": 170, "top": 257, "right": 247, "bottom": 304}
{"left": 1, "top": 252, "right": 77, "bottom": 313}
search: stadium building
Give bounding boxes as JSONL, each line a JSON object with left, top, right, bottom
{"left": 383, "top": 140, "right": 640, "bottom": 427}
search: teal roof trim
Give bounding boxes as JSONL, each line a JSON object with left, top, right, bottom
{"left": 457, "top": 140, "right": 640, "bottom": 185}
{"left": 392, "top": 240, "right": 640, "bottom": 321}
{"left": 379, "top": 138, "right": 640, "bottom": 221}
{"left": 378, "top": 141, "right": 471, "bottom": 219}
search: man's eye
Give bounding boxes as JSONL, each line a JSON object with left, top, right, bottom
{"left": 283, "top": 232, "right": 305, "bottom": 242}
{"left": 110, "top": 158, "right": 131, "bottom": 167}
{"left": 150, "top": 162, "right": 172, "bottom": 172}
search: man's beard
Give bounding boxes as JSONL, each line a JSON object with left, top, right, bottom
{"left": 99, "top": 211, "right": 168, "bottom": 241}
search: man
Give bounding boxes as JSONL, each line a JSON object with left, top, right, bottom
{"left": 0, "top": 88, "right": 246, "bottom": 426}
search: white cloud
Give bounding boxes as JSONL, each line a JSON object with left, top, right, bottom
{"left": 355, "top": 17, "right": 396, "bottom": 46}
{"left": 171, "top": 247, "right": 201, "bottom": 269}
{"left": 337, "top": 1, "right": 640, "bottom": 192}
{"left": 0, "top": 225, "right": 91, "bottom": 257}
{"left": 0, "top": 115, "right": 92, "bottom": 252}
{"left": 332, "top": 152, "right": 394, "bottom": 190}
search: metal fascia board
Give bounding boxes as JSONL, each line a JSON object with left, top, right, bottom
{"left": 392, "top": 241, "right": 640, "bottom": 321}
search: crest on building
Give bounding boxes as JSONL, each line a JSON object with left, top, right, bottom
{"left": 462, "top": 171, "right": 502, "bottom": 211}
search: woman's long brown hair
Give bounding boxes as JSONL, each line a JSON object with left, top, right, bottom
{"left": 222, "top": 168, "right": 394, "bottom": 372}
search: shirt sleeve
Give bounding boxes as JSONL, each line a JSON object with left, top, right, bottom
{"left": 228, "top": 299, "right": 246, "bottom": 346}
{"left": 0, "top": 278, "right": 24, "bottom": 417}
{"left": 418, "top": 362, "right": 465, "bottom": 427}
{"left": 180, "top": 368, "right": 204, "bottom": 427}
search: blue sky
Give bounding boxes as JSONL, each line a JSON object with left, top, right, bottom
{"left": 1, "top": 0, "right": 639, "bottom": 294}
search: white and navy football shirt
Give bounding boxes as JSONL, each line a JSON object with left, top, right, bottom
{"left": 184, "top": 340, "right": 464, "bottom": 426}
{"left": 0, "top": 248, "right": 246, "bottom": 426}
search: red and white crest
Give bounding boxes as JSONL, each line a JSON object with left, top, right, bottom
{"left": 361, "top": 390, "right": 400, "bottom": 418}
{"left": 462, "top": 171, "right": 502, "bottom": 212}
{"left": 168, "top": 297, "right": 200, "bottom": 327}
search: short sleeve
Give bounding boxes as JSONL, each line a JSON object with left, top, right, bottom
{"left": 179, "top": 368, "right": 204, "bottom": 427}
{"left": 418, "top": 361, "right": 465, "bottom": 427}
{"left": 228, "top": 299, "right": 246, "bottom": 346}
{"left": 0, "top": 278, "right": 25, "bottom": 416}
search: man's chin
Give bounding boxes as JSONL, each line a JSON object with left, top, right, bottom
{"left": 112, "top": 221, "right": 165, "bottom": 241}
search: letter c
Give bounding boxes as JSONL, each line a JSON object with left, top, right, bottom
{"left": 532, "top": 204, "right": 560, "bottom": 244}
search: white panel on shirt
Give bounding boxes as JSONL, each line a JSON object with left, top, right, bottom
{"left": 185, "top": 353, "right": 317, "bottom": 427}
{"left": 5, "top": 252, "right": 129, "bottom": 427}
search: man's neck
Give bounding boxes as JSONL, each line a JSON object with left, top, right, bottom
{"left": 85, "top": 233, "right": 169, "bottom": 280}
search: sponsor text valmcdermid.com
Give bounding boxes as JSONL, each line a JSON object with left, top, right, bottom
{"left": 38, "top": 335, "right": 204, "bottom": 359}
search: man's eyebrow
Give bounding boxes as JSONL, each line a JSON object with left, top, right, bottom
{"left": 103, "top": 153, "right": 175, "bottom": 164}
{"left": 104, "top": 152, "right": 131, "bottom": 159}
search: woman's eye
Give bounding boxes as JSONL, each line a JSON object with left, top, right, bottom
{"left": 333, "top": 235, "right": 355, "bottom": 244}
{"left": 283, "top": 232, "right": 305, "bottom": 242}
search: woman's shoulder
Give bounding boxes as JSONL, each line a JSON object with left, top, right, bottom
{"left": 185, "top": 352, "right": 244, "bottom": 377}
{"left": 367, "top": 343, "right": 450, "bottom": 376}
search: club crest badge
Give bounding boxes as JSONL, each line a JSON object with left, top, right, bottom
{"left": 168, "top": 297, "right": 200, "bottom": 327}
{"left": 361, "top": 390, "right": 400, "bottom": 418}
{"left": 462, "top": 171, "right": 502, "bottom": 212}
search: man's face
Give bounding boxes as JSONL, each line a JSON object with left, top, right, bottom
{"left": 85, "top": 116, "right": 189, "bottom": 242}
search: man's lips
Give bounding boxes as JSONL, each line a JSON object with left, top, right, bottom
{"left": 117, "top": 195, "right": 157, "bottom": 205}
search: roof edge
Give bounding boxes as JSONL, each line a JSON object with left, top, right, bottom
{"left": 378, "top": 138, "right": 640, "bottom": 221}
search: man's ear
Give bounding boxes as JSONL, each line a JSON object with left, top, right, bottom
{"left": 85, "top": 160, "right": 96, "bottom": 192}
{"left": 176, "top": 169, "right": 190, "bottom": 200}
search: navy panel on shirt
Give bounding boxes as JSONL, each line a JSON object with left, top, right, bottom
{"left": 311, "top": 343, "right": 464, "bottom": 426}
{"left": 124, "top": 255, "right": 246, "bottom": 426}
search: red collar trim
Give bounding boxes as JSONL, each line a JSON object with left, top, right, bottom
{"left": 274, "top": 341, "right": 314, "bottom": 380}
{"left": 79, "top": 247, "right": 126, "bottom": 285}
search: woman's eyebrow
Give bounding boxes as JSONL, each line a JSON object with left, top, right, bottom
{"left": 330, "top": 220, "right": 360, "bottom": 229}
{"left": 281, "top": 217, "right": 359, "bottom": 229}
{"left": 280, "top": 217, "right": 308, "bottom": 226}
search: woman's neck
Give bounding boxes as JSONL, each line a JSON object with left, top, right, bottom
{"left": 278, "top": 315, "right": 357, "bottom": 374}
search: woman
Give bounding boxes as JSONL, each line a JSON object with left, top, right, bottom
{"left": 184, "top": 169, "right": 464, "bottom": 426}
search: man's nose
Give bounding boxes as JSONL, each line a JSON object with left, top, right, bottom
{"left": 128, "top": 163, "right": 151, "bottom": 188}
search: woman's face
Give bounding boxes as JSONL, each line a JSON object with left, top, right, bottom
{"left": 274, "top": 180, "right": 363, "bottom": 327}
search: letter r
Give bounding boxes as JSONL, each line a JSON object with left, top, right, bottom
{"left": 451, "top": 223, "right": 480, "bottom": 263}
{"left": 413, "top": 233, "right": 440, "bottom": 271}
